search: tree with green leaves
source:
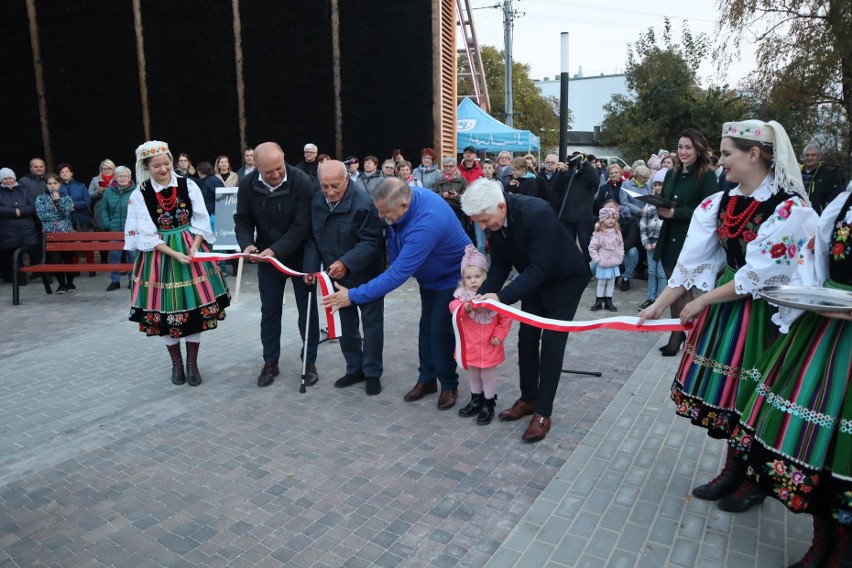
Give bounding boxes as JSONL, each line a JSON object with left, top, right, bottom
{"left": 600, "top": 19, "right": 750, "bottom": 161}
{"left": 716, "top": 0, "right": 852, "bottom": 175}
{"left": 458, "top": 46, "right": 567, "bottom": 152}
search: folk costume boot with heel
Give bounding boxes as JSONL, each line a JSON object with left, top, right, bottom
{"left": 185, "top": 342, "right": 202, "bottom": 387}
{"left": 787, "top": 514, "right": 834, "bottom": 568}
{"left": 167, "top": 344, "right": 186, "bottom": 385}
{"left": 692, "top": 446, "right": 746, "bottom": 500}
{"left": 717, "top": 479, "right": 767, "bottom": 512}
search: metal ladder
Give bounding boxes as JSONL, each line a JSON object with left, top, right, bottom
{"left": 456, "top": 0, "right": 491, "bottom": 112}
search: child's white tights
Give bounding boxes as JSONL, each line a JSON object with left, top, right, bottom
{"left": 469, "top": 366, "right": 498, "bottom": 399}
{"left": 596, "top": 277, "right": 615, "bottom": 297}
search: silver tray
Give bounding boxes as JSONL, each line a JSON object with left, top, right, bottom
{"left": 759, "top": 285, "right": 852, "bottom": 312}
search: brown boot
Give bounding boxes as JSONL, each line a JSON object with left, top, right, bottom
{"left": 185, "top": 342, "right": 202, "bottom": 387}
{"left": 167, "top": 344, "right": 186, "bottom": 385}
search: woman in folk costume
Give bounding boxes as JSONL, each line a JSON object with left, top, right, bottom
{"left": 125, "top": 140, "right": 230, "bottom": 387}
{"left": 734, "top": 191, "right": 852, "bottom": 567}
{"left": 638, "top": 120, "right": 818, "bottom": 511}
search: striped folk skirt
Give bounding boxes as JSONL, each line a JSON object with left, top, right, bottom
{"left": 736, "top": 280, "right": 852, "bottom": 522}
{"left": 671, "top": 267, "right": 778, "bottom": 439}
{"left": 129, "top": 226, "right": 230, "bottom": 338}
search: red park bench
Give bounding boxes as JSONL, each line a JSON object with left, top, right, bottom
{"left": 12, "top": 231, "right": 134, "bottom": 305}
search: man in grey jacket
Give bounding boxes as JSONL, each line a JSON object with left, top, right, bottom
{"left": 304, "top": 161, "right": 385, "bottom": 395}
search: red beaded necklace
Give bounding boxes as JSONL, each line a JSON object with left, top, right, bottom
{"left": 155, "top": 186, "right": 178, "bottom": 211}
{"left": 721, "top": 195, "right": 761, "bottom": 239}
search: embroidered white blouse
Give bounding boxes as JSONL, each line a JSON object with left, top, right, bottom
{"left": 770, "top": 191, "right": 852, "bottom": 331}
{"left": 668, "top": 174, "right": 818, "bottom": 329}
{"left": 124, "top": 174, "right": 214, "bottom": 252}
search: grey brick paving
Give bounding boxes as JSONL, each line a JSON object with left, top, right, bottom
{"left": 0, "top": 271, "right": 811, "bottom": 566}
{"left": 486, "top": 325, "right": 813, "bottom": 567}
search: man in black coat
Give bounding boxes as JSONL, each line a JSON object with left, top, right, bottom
{"left": 801, "top": 144, "right": 843, "bottom": 214}
{"left": 234, "top": 142, "right": 320, "bottom": 388}
{"left": 304, "top": 160, "right": 385, "bottom": 396}
{"left": 294, "top": 143, "right": 321, "bottom": 194}
{"left": 552, "top": 153, "right": 598, "bottom": 262}
{"left": 462, "top": 179, "right": 590, "bottom": 442}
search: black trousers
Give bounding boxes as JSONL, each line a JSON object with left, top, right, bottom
{"left": 257, "top": 263, "right": 319, "bottom": 366}
{"left": 517, "top": 272, "right": 589, "bottom": 417}
{"left": 563, "top": 221, "right": 595, "bottom": 263}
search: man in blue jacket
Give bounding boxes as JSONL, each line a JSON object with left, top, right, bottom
{"left": 322, "top": 178, "right": 471, "bottom": 410}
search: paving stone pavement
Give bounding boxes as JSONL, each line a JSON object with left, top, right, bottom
{"left": 0, "top": 271, "right": 810, "bottom": 566}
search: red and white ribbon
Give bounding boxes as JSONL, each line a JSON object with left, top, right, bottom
{"left": 452, "top": 298, "right": 690, "bottom": 370}
{"left": 193, "top": 251, "right": 341, "bottom": 339}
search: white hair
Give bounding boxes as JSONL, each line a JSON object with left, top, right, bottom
{"left": 802, "top": 143, "right": 822, "bottom": 158}
{"left": 304, "top": 143, "right": 318, "bottom": 152}
{"left": 461, "top": 178, "right": 505, "bottom": 215}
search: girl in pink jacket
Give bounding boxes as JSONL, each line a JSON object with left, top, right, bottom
{"left": 588, "top": 207, "right": 624, "bottom": 312}
{"left": 450, "top": 245, "right": 512, "bottom": 425}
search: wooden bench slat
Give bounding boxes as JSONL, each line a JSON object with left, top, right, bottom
{"left": 46, "top": 243, "right": 126, "bottom": 252}
{"left": 21, "top": 264, "right": 134, "bottom": 273}
{"left": 45, "top": 231, "right": 125, "bottom": 242}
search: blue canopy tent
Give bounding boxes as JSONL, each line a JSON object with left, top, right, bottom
{"left": 456, "top": 97, "right": 541, "bottom": 154}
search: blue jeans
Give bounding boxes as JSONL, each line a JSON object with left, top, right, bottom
{"left": 474, "top": 224, "right": 487, "bottom": 255}
{"left": 108, "top": 249, "right": 137, "bottom": 283}
{"left": 417, "top": 286, "right": 458, "bottom": 390}
{"left": 646, "top": 255, "right": 667, "bottom": 300}
{"left": 622, "top": 247, "right": 639, "bottom": 279}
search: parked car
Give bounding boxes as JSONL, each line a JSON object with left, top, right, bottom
{"left": 595, "top": 156, "right": 628, "bottom": 170}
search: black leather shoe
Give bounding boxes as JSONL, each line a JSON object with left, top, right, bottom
{"left": 106, "top": 282, "right": 121, "bottom": 291}
{"left": 458, "top": 393, "right": 484, "bottom": 417}
{"left": 257, "top": 363, "right": 279, "bottom": 387}
{"left": 717, "top": 480, "right": 767, "bottom": 512}
{"left": 365, "top": 377, "right": 381, "bottom": 396}
{"left": 403, "top": 381, "right": 438, "bottom": 402}
{"left": 334, "top": 373, "right": 365, "bottom": 388}
{"left": 304, "top": 364, "right": 319, "bottom": 387}
{"left": 477, "top": 396, "right": 497, "bottom": 425}
{"left": 620, "top": 278, "right": 631, "bottom": 291}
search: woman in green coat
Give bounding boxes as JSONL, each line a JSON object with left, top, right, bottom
{"left": 653, "top": 128, "right": 719, "bottom": 355}
{"left": 101, "top": 166, "right": 137, "bottom": 290}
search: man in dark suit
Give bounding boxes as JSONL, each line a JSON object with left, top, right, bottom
{"left": 461, "top": 178, "right": 590, "bottom": 442}
{"left": 304, "top": 160, "right": 385, "bottom": 395}
{"left": 234, "top": 142, "right": 320, "bottom": 388}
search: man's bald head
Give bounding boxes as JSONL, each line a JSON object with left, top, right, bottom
{"left": 254, "top": 142, "right": 286, "bottom": 186}
{"left": 318, "top": 160, "right": 349, "bottom": 203}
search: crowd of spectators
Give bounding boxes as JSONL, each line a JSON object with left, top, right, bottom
{"left": 2, "top": 140, "right": 848, "bottom": 306}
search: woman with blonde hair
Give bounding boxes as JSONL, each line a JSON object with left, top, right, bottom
{"left": 213, "top": 155, "right": 239, "bottom": 187}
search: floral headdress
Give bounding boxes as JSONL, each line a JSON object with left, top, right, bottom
{"left": 720, "top": 120, "right": 807, "bottom": 202}
{"left": 134, "top": 140, "right": 173, "bottom": 185}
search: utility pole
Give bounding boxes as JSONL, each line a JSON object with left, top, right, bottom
{"left": 502, "top": 0, "right": 514, "bottom": 126}
{"left": 558, "top": 32, "right": 569, "bottom": 162}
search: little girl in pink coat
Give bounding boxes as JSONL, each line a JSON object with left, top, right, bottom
{"left": 588, "top": 207, "right": 624, "bottom": 312}
{"left": 450, "top": 245, "right": 513, "bottom": 425}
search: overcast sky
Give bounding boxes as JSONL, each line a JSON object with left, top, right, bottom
{"left": 469, "top": 0, "right": 757, "bottom": 86}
